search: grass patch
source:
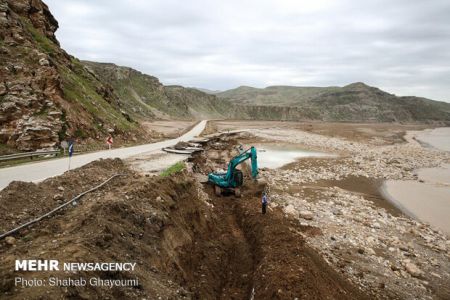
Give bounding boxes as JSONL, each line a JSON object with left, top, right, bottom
{"left": 74, "top": 128, "right": 87, "bottom": 138}
{"left": 0, "top": 142, "right": 16, "bottom": 155}
{"left": 160, "top": 161, "right": 185, "bottom": 177}
{"left": 21, "top": 17, "right": 56, "bottom": 54}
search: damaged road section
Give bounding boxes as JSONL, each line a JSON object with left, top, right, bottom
{"left": 0, "top": 151, "right": 366, "bottom": 299}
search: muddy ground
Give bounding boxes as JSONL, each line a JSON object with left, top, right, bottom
{"left": 209, "top": 120, "right": 435, "bottom": 145}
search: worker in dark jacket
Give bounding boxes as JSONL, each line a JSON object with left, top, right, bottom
{"left": 262, "top": 192, "right": 268, "bottom": 214}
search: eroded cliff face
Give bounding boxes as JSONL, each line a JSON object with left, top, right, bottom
{"left": 0, "top": 0, "right": 140, "bottom": 151}
{"left": 0, "top": 0, "right": 65, "bottom": 150}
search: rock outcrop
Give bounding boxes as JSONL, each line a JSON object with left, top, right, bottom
{"left": 0, "top": 0, "right": 65, "bottom": 150}
{"left": 0, "top": 0, "right": 144, "bottom": 151}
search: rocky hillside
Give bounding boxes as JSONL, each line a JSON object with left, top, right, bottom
{"left": 0, "top": 0, "right": 152, "bottom": 151}
{"left": 82, "top": 61, "right": 230, "bottom": 120}
{"left": 0, "top": 0, "right": 231, "bottom": 153}
{"left": 218, "top": 83, "right": 450, "bottom": 123}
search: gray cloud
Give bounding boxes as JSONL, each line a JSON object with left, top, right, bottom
{"left": 46, "top": 0, "right": 450, "bottom": 102}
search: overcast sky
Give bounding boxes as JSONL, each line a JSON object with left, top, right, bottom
{"left": 46, "top": 0, "right": 450, "bottom": 102}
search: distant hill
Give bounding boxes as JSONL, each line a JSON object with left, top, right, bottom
{"left": 193, "top": 88, "right": 222, "bottom": 94}
{"left": 217, "top": 83, "right": 450, "bottom": 123}
{"left": 217, "top": 85, "right": 339, "bottom": 106}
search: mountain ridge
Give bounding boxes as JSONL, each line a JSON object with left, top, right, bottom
{"left": 216, "top": 82, "right": 450, "bottom": 123}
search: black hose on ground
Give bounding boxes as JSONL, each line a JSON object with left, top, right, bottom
{"left": 0, "top": 173, "right": 127, "bottom": 240}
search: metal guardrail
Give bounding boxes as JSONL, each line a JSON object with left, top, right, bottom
{"left": 0, "top": 150, "right": 60, "bottom": 162}
{"left": 0, "top": 145, "right": 110, "bottom": 163}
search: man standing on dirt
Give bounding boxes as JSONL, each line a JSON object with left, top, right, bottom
{"left": 262, "top": 192, "right": 268, "bottom": 214}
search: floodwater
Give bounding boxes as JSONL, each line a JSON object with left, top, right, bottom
{"left": 257, "top": 146, "right": 332, "bottom": 169}
{"left": 382, "top": 127, "right": 450, "bottom": 235}
{"left": 415, "top": 127, "right": 450, "bottom": 152}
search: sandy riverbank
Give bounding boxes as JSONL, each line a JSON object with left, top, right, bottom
{"left": 381, "top": 180, "right": 450, "bottom": 235}
{"left": 415, "top": 127, "right": 450, "bottom": 151}
{"left": 382, "top": 128, "right": 450, "bottom": 236}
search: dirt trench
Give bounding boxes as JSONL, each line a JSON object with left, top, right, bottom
{"left": 0, "top": 151, "right": 368, "bottom": 299}
{"left": 170, "top": 175, "right": 368, "bottom": 299}
{"left": 178, "top": 133, "right": 369, "bottom": 299}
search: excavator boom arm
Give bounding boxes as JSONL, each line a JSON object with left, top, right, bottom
{"left": 225, "top": 146, "right": 258, "bottom": 181}
{"left": 208, "top": 146, "right": 258, "bottom": 189}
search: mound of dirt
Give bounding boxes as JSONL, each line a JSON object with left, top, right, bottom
{"left": 0, "top": 159, "right": 131, "bottom": 233}
{"left": 0, "top": 160, "right": 212, "bottom": 299}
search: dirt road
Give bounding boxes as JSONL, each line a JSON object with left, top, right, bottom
{"left": 0, "top": 121, "right": 206, "bottom": 190}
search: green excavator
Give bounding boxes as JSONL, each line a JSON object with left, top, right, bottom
{"left": 208, "top": 146, "right": 258, "bottom": 197}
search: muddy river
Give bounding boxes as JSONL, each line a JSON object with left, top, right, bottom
{"left": 382, "top": 127, "right": 450, "bottom": 235}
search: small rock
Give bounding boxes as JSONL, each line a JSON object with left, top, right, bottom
{"left": 53, "top": 194, "right": 63, "bottom": 201}
{"left": 430, "top": 272, "right": 441, "bottom": 279}
{"left": 38, "top": 58, "right": 50, "bottom": 66}
{"left": 299, "top": 210, "right": 314, "bottom": 220}
{"left": 5, "top": 236, "right": 16, "bottom": 245}
{"left": 399, "top": 245, "right": 409, "bottom": 252}
{"left": 391, "top": 264, "right": 400, "bottom": 271}
{"left": 366, "top": 247, "right": 376, "bottom": 256}
{"left": 332, "top": 208, "right": 343, "bottom": 216}
{"left": 357, "top": 248, "right": 365, "bottom": 254}
{"left": 404, "top": 262, "right": 424, "bottom": 278}
{"left": 367, "top": 236, "right": 376, "bottom": 244}
{"left": 372, "top": 222, "right": 381, "bottom": 229}
{"left": 57, "top": 186, "right": 64, "bottom": 191}
{"left": 283, "top": 204, "right": 297, "bottom": 216}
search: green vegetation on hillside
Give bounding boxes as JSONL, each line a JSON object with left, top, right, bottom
{"left": 60, "top": 59, "right": 136, "bottom": 132}
{"left": 21, "top": 17, "right": 56, "bottom": 54}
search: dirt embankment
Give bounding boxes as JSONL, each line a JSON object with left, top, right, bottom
{"left": 1, "top": 159, "right": 210, "bottom": 299}
{"left": 1, "top": 141, "right": 368, "bottom": 299}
